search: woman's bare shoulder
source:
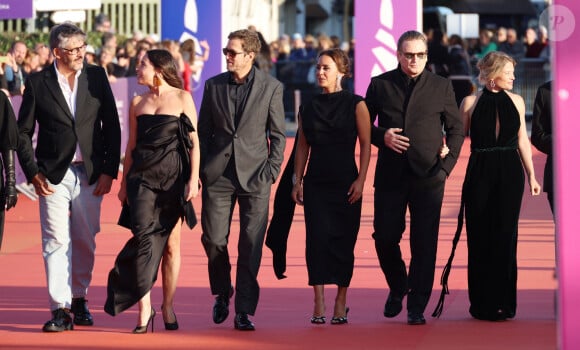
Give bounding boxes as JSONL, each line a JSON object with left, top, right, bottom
{"left": 505, "top": 90, "right": 524, "bottom": 105}
{"left": 461, "top": 91, "right": 481, "bottom": 112}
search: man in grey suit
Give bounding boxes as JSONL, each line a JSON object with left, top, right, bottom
{"left": 198, "top": 29, "right": 285, "bottom": 331}
{"left": 17, "top": 22, "right": 121, "bottom": 332}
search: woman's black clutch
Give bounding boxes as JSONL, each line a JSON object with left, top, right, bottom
{"left": 183, "top": 200, "right": 197, "bottom": 229}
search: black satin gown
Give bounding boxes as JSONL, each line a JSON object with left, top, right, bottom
{"left": 464, "top": 89, "right": 524, "bottom": 320}
{"left": 301, "top": 90, "right": 364, "bottom": 287}
{"left": 105, "top": 114, "right": 194, "bottom": 316}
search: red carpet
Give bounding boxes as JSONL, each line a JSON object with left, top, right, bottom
{"left": 0, "top": 139, "right": 556, "bottom": 349}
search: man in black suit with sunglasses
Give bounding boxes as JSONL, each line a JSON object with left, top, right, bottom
{"left": 198, "top": 29, "right": 285, "bottom": 331}
{"left": 365, "top": 30, "right": 464, "bottom": 326}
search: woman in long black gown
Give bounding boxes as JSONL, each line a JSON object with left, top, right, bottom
{"left": 104, "top": 50, "right": 200, "bottom": 332}
{"left": 291, "top": 49, "right": 371, "bottom": 325}
{"left": 460, "top": 51, "right": 540, "bottom": 321}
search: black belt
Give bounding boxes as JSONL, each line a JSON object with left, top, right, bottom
{"left": 471, "top": 146, "right": 517, "bottom": 153}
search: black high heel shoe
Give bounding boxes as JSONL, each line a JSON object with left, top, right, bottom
{"left": 331, "top": 307, "right": 349, "bottom": 325}
{"left": 161, "top": 306, "right": 179, "bottom": 330}
{"left": 133, "top": 308, "right": 156, "bottom": 334}
{"left": 310, "top": 315, "right": 326, "bottom": 324}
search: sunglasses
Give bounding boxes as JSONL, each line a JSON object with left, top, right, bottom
{"left": 401, "top": 52, "right": 428, "bottom": 60}
{"left": 222, "top": 48, "right": 245, "bottom": 58}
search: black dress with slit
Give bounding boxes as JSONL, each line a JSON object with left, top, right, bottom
{"left": 105, "top": 113, "right": 194, "bottom": 316}
{"left": 464, "top": 88, "right": 524, "bottom": 320}
{"left": 300, "top": 90, "right": 364, "bottom": 287}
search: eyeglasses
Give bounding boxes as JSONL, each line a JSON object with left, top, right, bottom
{"left": 402, "top": 52, "right": 427, "bottom": 60}
{"left": 222, "top": 48, "right": 245, "bottom": 58}
{"left": 61, "top": 44, "right": 87, "bottom": 56}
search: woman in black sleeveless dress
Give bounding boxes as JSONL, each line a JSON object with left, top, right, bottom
{"left": 460, "top": 51, "right": 541, "bottom": 321}
{"left": 291, "top": 49, "right": 371, "bottom": 325}
{"left": 105, "top": 50, "right": 200, "bottom": 332}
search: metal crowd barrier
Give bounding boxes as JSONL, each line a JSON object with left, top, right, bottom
{"left": 513, "top": 58, "right": 551, "bottom": 119}
{"left": 275, "top": 60, "right": 318, "bottom": 122}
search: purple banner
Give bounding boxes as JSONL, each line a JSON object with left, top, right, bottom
{"left": 161, "top": 0, "right": 222, "bottom": 111}
{"left": 109, "top": 77, "right": 147, "bottom": 156}
{"left": 0, "top": 0, "right": 33, "bottom": 19}
{"left": 354, "top": 0, "right": 420, "bottom": 95}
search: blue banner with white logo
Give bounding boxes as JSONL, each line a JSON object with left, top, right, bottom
{"left": 161, "top": 0, "right": 221, "bottom": 109}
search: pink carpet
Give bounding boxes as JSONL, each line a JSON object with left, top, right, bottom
{"left": 0, "top": 138, "right": 556, "bottom": 349}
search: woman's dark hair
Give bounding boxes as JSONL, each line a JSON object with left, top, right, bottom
{"left": 318, "top": 48, "right": 352, "bottom": 78}
{"left": 146, "top": 49, "right": 183, "bottom": 89}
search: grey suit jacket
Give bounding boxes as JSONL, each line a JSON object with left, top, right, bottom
{"left": 17, "top": 63, "right": 121, "bottom": 185}
{"left": 198, "top": 68, "right": 286, "bottom": 192}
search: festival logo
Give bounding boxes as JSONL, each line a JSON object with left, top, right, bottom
{"left": 179, "top": 0, "right": 211, "bottom": 92}
{"left": 370, "top": 0, "right": 398, "bottom": 77}
{"left": 354, "top": 0, "right": 419, "bottom": 94}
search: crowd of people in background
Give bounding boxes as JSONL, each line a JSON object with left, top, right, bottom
{"left": 0, "top": 15, "right": 360, "bottom": 98}
{"left": 0, "top": 13, "right": 211, "bottom": 97}
{"left": 426, "top": 25, "right": 549, "bottom": 79}
{"left": 1, "top": 15, "right": 550, "bottom": 101}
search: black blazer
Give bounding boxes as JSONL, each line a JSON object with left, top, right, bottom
{"left": 17, "top": 63, "right": 121, "bottom": 185}
{"left": 531, "top": 81, "right": 552, "bottom": 193}
{"left": 365, "top": 67, "right": 464, "bottom": 187}
{"left": 198, "top": 68, "right": 286, "bottom": 192}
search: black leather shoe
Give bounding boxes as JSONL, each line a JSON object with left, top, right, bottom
{"left": 234, "top": 313, "right": 255, "bottom": 331}
{"left": 383, "top": 293, "right": 403, "bottom": 318}
{"left": 42, "top": 308, "right": 73, "bottom": 332}
{"left": 407, "top": 312, "right": 426, "bottom": 325}
{"left": 212, "top": 286, "right": 234, "bottom": 324}
{"left": 71, "top": 297, "right": 94, "bottom": 326}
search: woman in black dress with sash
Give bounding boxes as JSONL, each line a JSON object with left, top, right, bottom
{"left": 460, "top": 51, "right": 541, "bottom": 320}
{"left": 291, "top": 49, "right": 371, "bottom": 324}
{"left": 104, "top": 50, "right": 200, "bottom": 332}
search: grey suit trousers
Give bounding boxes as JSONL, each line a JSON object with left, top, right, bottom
{"left": 201, "top": 167, "right": 271, "bottom": 316}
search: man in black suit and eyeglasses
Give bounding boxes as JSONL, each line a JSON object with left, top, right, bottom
{"left": 17, "top": 22, "right": 120, "bottom": 332}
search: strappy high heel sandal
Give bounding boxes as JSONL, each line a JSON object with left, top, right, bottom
{"left": 331, "top": 307, "right": 349, "bottom": 325}
{"left": 310, "top": 315, "right": 326, "bottom": 324}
